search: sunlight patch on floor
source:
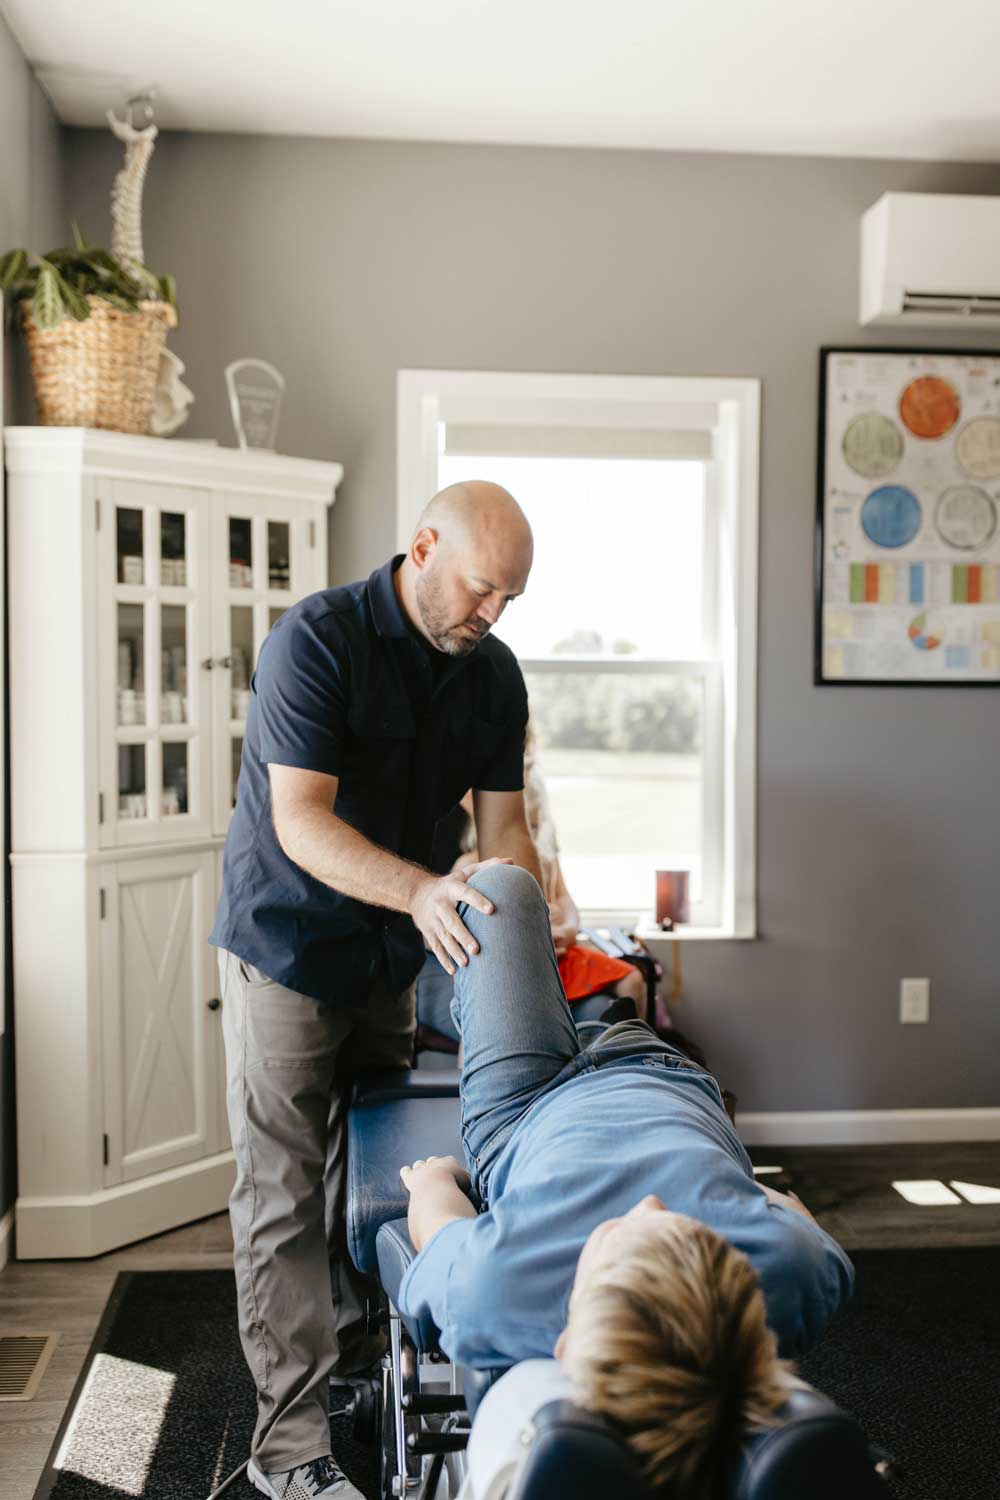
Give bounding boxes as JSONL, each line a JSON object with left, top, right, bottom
{"left": 891, "top": 1180, "right": 962, "bottom": 1206}
{"left": 54, "top": 1353, "right": 176, "bottom": 1496}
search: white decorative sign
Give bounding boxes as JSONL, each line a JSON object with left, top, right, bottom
{"left": 225, "top": 358, "right": 285, "bottom": 451}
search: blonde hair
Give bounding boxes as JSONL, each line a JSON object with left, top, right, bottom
{"left": 560, "top": 1213, "right": 801, "bottom": 1499}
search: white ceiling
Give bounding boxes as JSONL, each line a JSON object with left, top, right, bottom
{"left": 6, "top": 0, "right": 1000, "bottom": 162}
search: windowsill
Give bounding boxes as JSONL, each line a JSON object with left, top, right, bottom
{"left": 631, "top": 924, "right": 756, "bottom": 943}
{"left": 580, "top": 913, "right": 756, "bottom": 942}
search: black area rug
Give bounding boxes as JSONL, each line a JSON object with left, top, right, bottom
{"left": 798, "top": 1246, "right": 1000, "bottom": 1498}
{"left": 34, "top": 1270, "right": 375, "bottom": 1500}
{"left": 35, "top": 1249, "right": 1000, "bottom": 1500}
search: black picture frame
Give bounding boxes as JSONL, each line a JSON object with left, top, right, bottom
{"left": 815, "top": 343, "right": 1000, "bottom": 687}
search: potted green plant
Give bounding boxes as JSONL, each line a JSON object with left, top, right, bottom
{"left": 0, "top": 227, "right": 178, "bottom": 434}
{"left": 0, "top": 102, "right": 181, "bottom": 435}
{"left": 0, "top": 227, "right": 176, "bottom": 328}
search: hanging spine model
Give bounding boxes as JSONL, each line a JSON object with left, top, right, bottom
{"left": 106, "top": 108, "right": 159, "bottom": 280}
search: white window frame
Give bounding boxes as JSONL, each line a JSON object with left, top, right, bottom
{"left": 397, "top": 369, "right": 759, "bottom": 939}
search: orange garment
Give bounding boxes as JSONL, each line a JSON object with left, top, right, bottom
{"left": 558, "top": 944, "right": 635, "bottom": 1003}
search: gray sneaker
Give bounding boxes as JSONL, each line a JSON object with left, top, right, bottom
{"left": 247, "top": 1455, "right": 365, "bottom": 1499}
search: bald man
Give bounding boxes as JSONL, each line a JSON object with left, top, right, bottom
{"left": 210, "top": 482, "right": 540, "bottom": 1499}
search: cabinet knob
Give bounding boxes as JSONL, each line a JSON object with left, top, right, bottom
{"left": 207, "top": 997, "right": 221, "bottom": 1012}
{"left": 217, "top": 655, "right": 233, "bottom": 669}
{"left": 201, "top": 657, "right": 215, "bottom": 671}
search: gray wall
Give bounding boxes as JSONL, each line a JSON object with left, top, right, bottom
{"left": 0, "top": 15, "right": 65, "bottom": 1220}
{"left": 0, "top": 20, "right": 64, "bottom": 425}
{"left": 61, "top": 127, "right": 1000, "bottom": 1115}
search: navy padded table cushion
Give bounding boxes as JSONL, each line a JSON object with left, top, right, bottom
{"left": 347, "top": 1071, "right": 462, "bottom": 1275}
{"left": 376, "top": 1216, "right": 443, "bottom": 1355}
{"left": 726, "top": 1390, "right": 887, "bottom": 1500}
{"left": 351, "top": 1068, "right": 461, "bottom": 1105}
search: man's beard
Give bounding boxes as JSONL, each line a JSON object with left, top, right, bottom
{"left": 415, "top": 567, "right": 488, "bottom": 657}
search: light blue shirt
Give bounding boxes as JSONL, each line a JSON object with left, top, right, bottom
{"left": 399, "top": 1062, "right": 853, "bottom": 1369}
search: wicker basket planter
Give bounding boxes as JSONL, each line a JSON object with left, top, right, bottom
{"left": 23, "top": 295, "right": 178, "bottom": 434}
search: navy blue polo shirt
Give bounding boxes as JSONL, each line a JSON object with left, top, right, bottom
{"left": 209, "top": 556, "right": 529, "bottom": 1002}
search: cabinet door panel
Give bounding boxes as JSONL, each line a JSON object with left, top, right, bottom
{"left": 102, "top": 852, "right": 215, "bottom": 1184}
{"left": 98, "top": 480, "right": 213, "bottom": 847}
{"left": 211, "top": 494, "right": 323, "bottom": 834}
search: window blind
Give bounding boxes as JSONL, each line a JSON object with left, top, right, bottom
{"left": 443, "top": 424, "right": 713, "bottom": 461}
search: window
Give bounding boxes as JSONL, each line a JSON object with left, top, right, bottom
{"left": 398, "top": 371, "right": 759, "bottom": 936}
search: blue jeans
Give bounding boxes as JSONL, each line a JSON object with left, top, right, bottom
{"left": 451, "top": 865, "right": 713, "bottom": 1200}
{"left": 416, "top": 933, "right": 633, "bottom": 1046}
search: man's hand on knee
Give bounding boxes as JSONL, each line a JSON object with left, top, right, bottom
{"left": 409, "top": 858, "right": 513, "bottom": 976}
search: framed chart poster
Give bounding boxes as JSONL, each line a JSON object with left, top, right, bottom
{"left": 816, "top": 346, "right": 1000, "bottom": 685}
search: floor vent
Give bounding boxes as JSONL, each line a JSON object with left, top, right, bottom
{"left": 0, "top": 1333, "right": 59, "bottom": 1401}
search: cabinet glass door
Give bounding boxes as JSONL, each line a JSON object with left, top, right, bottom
{"left": 212, "top": 497, "right": 313, "bottom": 832}
{"left": 101, "top": 481, "right": 212, "bottom": 846}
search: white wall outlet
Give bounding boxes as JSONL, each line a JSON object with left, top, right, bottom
{"left": 900, "top": 977, "right": 930, "bottom": 1024}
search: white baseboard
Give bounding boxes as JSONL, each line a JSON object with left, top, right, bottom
{"left": 0, "top": 1208, "right": 13, "bottom": 1271}
{"left": 738, "top": 1107, "right": 1000, "bottom": 1147}
{"left": 15, "top": 1151, "right": 236, "bottom": 1260}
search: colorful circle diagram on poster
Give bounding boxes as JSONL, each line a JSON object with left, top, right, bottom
{"left": 908, "top": 612, "right": 944, "bottom": 651}
{"left": 899, "top": 375, "right": 960, "bottom": 439}
{"left": 956, "top": 416, "right": 1000, "bottom": 479}
{"left": 934, "top": 485, "right": 997, "bottom": 551}
{"left": 861, "top": 485, "right": 922, "bottom": 548}
{"left": 842, "top": 412, "right": 904, "bottom": 478}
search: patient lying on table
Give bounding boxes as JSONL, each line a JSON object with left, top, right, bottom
{"left": 398, "top": 864, "right": 853, "bottom": 1499}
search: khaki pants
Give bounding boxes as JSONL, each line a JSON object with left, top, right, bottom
{"left": 218, "top": 949, "right": 416, "bottom": 1471}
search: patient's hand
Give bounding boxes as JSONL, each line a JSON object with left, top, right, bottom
{"left": 761, "top": 1182, "right": 818, "bottom": 1224}
{"left": 400, "top": 1154, "right": 471, "bottom": 1194}
{"left": 400, "top": 1155, "right": 477, "bottom": 1251}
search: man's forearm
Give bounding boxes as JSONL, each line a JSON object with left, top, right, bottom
{"left": 479, "top": 826, "right": 543, "bottom": 890}
{"left": 408, "top": 1173, "right": 477, "bottom": 1252}
{"left": 278, "top": 802, "right": 430, "bottom": 914}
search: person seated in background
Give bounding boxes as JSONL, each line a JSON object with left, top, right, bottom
{"left": 398, "top": 863, "right": 853, "bottom": 1500}
{"left": 417, "top": 721, "right": 648, "bottom": 1045}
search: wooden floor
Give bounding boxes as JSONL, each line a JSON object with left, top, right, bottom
{"left": 1, "top": 1140, "right": 998, "bottom": 1500}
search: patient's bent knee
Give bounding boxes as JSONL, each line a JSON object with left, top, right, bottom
{"left": 466, "top": 862, "right": 544, "bottom": 914}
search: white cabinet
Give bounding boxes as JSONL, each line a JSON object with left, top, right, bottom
{"left": 5, "top": 428, "right": 341, "bottom": 1257}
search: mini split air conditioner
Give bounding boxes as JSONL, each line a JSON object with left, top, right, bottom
{"left": 860, "top": 192, "right": 1000, "bottom": 328}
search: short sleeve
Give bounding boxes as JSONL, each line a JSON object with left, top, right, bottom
{"left": 397, "top": 1218, "right": 475, "bottom": 1347}
{"left": 756, "top": 1202, "right": 855, "bottom": 1356}
{"left": 253, "top": 612, "right": 348, "bottom": 776}
{"left": 474, "top": 665, "right": 529, "bottom": 793}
